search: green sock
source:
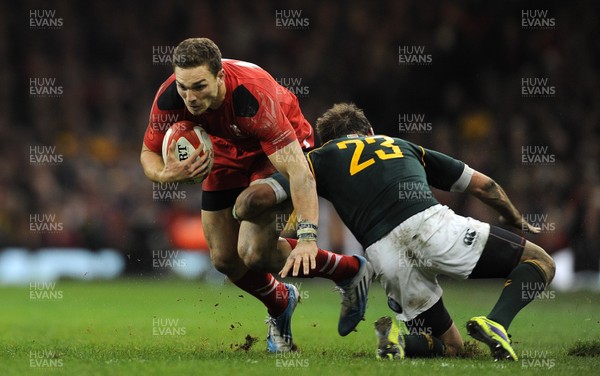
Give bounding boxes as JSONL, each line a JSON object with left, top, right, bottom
{"left": 402, "top": 334, "right": 445, "bottom": 357}
{"left": 488, "top": 262, "right": 547, "bottom": 329}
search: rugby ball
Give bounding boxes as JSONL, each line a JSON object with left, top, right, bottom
{"left": 162, "top": 121, "right": 214, "bottom": 184}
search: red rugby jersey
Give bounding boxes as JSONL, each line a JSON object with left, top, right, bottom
{"left": 143, "top": 59, "right": 314, "bottom": 156}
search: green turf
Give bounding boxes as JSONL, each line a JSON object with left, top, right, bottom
{"left": 1, "top": 277, "right": 599, "bottom": 375}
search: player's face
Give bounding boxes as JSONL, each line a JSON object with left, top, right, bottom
{"left": 175, "top": 65, "right": 223, "bottom": 116}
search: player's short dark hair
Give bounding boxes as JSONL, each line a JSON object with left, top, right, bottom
{"left": 173, "top": 38, "right": 222, "bottom": 75}
{"left": 315, "top": 103, "right": 372, "bottom": 143}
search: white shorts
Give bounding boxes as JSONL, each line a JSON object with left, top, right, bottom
{"left": 366, "top": 204, "right": 490, "bottom": 321}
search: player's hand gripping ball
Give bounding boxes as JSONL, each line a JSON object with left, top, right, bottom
{"left": 161, "top": 121, "right": 214, "bottom": 184}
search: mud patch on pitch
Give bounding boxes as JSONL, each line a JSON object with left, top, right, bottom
{"left": 457, "top": 340, "right": 487, "bottom": 358}
{"left": 232, "top": 334, "right": 259, "bottom": 351}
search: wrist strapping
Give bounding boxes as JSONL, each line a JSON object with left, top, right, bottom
{"left": 297, "top": 221, "right": 318, "bottom": 242}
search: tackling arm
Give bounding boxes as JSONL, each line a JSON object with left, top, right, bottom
{"left": 465, "top": 171, "right": 540, "bottom": 233}
{"left": 268, "top": 141, "right": 318, "bottom": 226}
{"left": 268, "top": 141, "right": 320, "bottom": 277}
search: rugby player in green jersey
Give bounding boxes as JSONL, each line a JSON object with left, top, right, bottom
{"left": 282, "top": 102, "right": 555, "bottom": 361}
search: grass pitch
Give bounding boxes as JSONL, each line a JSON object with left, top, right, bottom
{"left": 1, "top": 277, "right": 599, "bottom": 375}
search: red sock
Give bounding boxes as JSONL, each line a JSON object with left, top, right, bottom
{"left": 232, "top": 270, "right": 289, "bottom": 317}
{"left": 285, "top": 238, "right": 360, "bottom": 283}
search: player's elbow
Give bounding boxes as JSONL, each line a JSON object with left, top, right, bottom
{"left": 140, "top": 158, "right": 156, "bottom": 182}
{"left": 465, "top": 171, "right": 495, "bottom": 198}
{"left": 140, "top": 148, "right": 164, "bottom": 183}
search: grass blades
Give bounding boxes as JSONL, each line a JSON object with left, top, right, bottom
{"left": 1, "top": 278, "right": 599, "bottom": 375}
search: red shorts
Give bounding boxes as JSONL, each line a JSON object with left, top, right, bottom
{"left": 202, "top": 136, "right": 276, "bottom": 192}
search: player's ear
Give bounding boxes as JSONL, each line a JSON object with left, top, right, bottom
{"left": 217, "top": 69, "right": 225, "bottom": 84}
{"left": 367, "top": 127, "right": 375, "bottom": 136}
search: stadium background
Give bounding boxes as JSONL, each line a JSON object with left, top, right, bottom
{"left": 0, "top": 1, "right": 598, "bottom": 288}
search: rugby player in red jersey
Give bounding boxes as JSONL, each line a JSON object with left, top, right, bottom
{"left": 141, "top": 38, "right": 371, "bottom": 352}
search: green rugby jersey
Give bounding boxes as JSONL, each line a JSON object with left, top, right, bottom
{"left": 307, "top": 134, "right": 467, "bottom": 248}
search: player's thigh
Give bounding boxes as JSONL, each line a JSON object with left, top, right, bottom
{"left": 201, "top": 188, "right": 244, "bottom": 273}
{"left": 468, "top": 225, "right": 526, "bottom": 279}
{"left": 405, "top": 297, "right": 454, "bottom": 339}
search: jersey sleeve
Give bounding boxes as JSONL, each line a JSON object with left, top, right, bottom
{"left": 232, "top": 83, "right": 297, "bottom": 156}
{"left": 306, "top": 150, "right": 316, "bottom": 176}
{"left": 410, "top": 142, "right": 470, "bottom": 191}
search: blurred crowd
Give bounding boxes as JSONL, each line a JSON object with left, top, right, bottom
{"left": 1, "top": 1, "right": 598, "bottom": 281}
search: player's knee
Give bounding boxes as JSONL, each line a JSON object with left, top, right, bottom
{"left": 234, "top": 185, "right": 276, "bottom": 220}
{"left": 523, "top": 242, "right": 556, "bottom": 283}
{"left": 443, "top": 340, "right": 463, "bottom": 357}
{"left": 543, "top": 254, "right": 556, "bottom": 283}
{"left": 238, "top": 242, "right": 268, "bottom": 272}
{"left": 438, "top": 324, "right": 463, "bottom": 357}
{"left": 210, "top": 250, "right": 240, "bottom": 276}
